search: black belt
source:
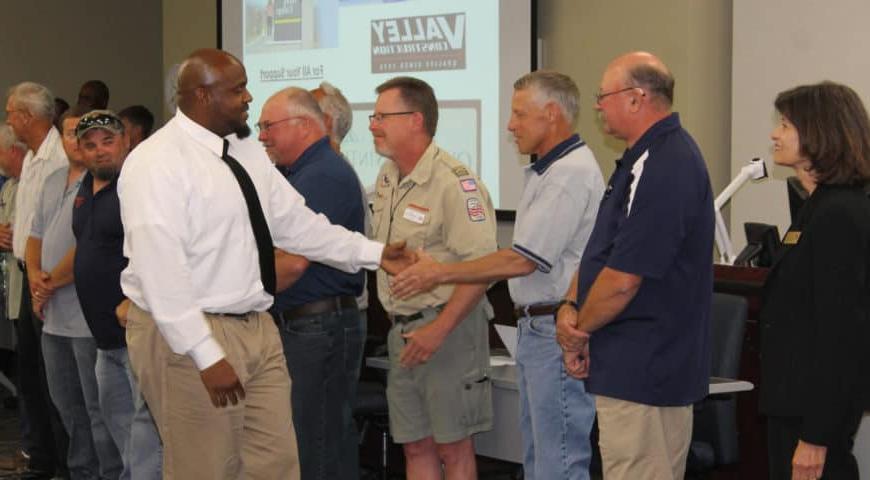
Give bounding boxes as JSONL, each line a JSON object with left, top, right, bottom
{"left": 513, "top": 302, "right": 561, "bottom": 319}
{"left": 278, "top": 295, "right": 357, "bottom": 322}
{"left": 389, "top": 304, "right": 445, "bottom": 324}
{"left": 204, "top": 311, "right": 254, "bottom": 320}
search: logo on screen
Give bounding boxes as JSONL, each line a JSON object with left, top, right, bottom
{"left": 371, "top": 13, "right": 466, "bottom": 74}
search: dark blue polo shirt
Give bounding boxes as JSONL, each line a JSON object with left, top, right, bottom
{"left": 271, "top": 137, "right": 365, "bottom": 311}
{"left": 72, "top": 172, "right": 127, "bottom": 350}
{"left": 577, "top": 113, "right": 714, "bottom": 406}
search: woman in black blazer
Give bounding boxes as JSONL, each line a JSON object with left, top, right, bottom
{"left": 761, "top": 82, "right": 870, "bottom": 480}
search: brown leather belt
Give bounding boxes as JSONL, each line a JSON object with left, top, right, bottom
{"left": 513, "top": 302, "right": 561, "bottom": 319}
{"left": 278, "top": 295, "right": 357, "bottom": 322}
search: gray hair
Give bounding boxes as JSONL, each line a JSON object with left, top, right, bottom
{"left": 316, "top": 81, "right": 352, "bottom": 142}
{"left": 626, "top": 63, "right": 674, "bottom": 107}
{"left": 0, "top": 124, "right": 26, "bottom": 152}
{"left": 274, "top": 87, "right": 326, "bottom": 133}
{"left": 6, "top": 82, "right": 55, "bottom": 120}
{"left": 514, "top": 71, "right": 580, "bottom": 125}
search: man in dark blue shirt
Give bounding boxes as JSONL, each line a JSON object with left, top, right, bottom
{"left": 72, "top": 110, "right": 161, "bottom": 480}
{"left": 257, "top": 87, "right": 366, "bottom": 480}
{"left": 556, "top": 52, "right": 714, "bottom": 480}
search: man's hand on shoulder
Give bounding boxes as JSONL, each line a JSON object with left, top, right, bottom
{"left": 391, "top": 250, "right": 442, "bottom": 299}
{"left": 380, "top": 240, "right": 417, "bottom": 275}
{"left": 200, "top": 358, "right": 246, "bottom": 408}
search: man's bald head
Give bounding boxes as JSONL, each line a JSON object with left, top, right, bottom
{"left": 176, "top": 48, "right": 253, "bottom": 138}
{"left": 606, "top": 51, "right": 674, "bottom": 109}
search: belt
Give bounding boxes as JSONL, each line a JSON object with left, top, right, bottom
{"left": 278, "top": 295, "right": 357, "bottom": 322}
{"left": 513, "top": 302, "right": 561, "bottom": 319}
{"left": 389, "top": 304, "right": 445, "bottom": 324}
{"left": 204, "top": 311, "right": 254, "bottom": 320}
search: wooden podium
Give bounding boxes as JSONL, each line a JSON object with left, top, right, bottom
{"left": 713, "top": 264, "right": 769, "bottom": 479}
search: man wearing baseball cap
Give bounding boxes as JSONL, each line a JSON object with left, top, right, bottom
{"left": 73, "top": 110, "right": 162, "bottom": 480}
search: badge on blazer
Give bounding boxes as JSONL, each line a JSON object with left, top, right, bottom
{"left": 466, "top": 197, "right": 486, "bottom": 222}
{"left": 782, "top": 230, "right": 801, "bottom": 245}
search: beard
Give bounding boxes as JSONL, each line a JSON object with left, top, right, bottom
{"left": 92, "top": 165, "right": 118, "bottom": 181}
{"left": 234, "top": 123, "right": 251, "bottom": 139}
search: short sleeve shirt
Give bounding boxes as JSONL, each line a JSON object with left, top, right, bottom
{"left": 372, "top": 142, "right": 497, "bottom": 315}
{"left": 577, "top": 113, "right": 714, "bottom": 406}
{"left": 73, "top": 173, "right": 127, "bottom": 350}
{"left": 272, "top": 137, "right": 366, "bottom": 311}
{"left": 31, "top": 166, "right": 91, "bottom": 338}
{"left": 509, "top": 134, "right": 605, "bottom": 306}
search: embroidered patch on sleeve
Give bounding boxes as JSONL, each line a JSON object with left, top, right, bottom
{"left": 460, "top": 178, "right": 477, "bottom": 192}
{"left": 466, "top": 197, "right": 486, "bottom": 222}
{"left": 452, "top": 166, "right": 470, "bottom": 177}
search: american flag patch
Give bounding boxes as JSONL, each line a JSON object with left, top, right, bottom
{"left": 466, "top": 197, "right": 486, "bottom": 222}
{"left": 460, "top": 178, "right": 477, "bottom": 192}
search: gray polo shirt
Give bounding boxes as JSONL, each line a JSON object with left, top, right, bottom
{"left": 509, "top": 136, "right": 605, "bottom": 306}
{"left": 31, "top": 166, "right": 91, "bottom": 338}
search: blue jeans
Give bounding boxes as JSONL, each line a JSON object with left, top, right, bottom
{"left": 516, "top": 315, "right": 595, "bottom": 480}
{"left": 42, "top": 334, "right": 122, "bottom": 480}
{"left": 277, "top": 307, "right": 366, "bottom": 480}
{"left": 95, "top": 347, "right": 162, "bottom": 480}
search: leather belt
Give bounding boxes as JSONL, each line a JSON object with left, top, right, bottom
{"left": 278, "top": 295, "right": 357, "bottom": 322}
{"left": 513, "top": 302, "right": 561, "bottom": 319}
{"left": 389, "top": 304, "right": 445, "bottom": 324}
{"left": 204, "top": 311, "right": 254, "bottom": 320}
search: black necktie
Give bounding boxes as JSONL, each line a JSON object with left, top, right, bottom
{"left": 221, "top": 139, "right": 276, "bottom": 295}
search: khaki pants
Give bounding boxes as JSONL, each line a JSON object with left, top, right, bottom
{"left": 126, "top": 303, "right": 299, "bottom": 480}
{"left": 595, "top": 395, "right": 692, "bottom": 480}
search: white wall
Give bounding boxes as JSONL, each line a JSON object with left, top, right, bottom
{"left": 731, "top": 0, "right": 870, "bottom": 249}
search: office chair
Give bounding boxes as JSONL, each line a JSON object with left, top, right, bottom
{"left": 688, "top": 292, "right": 747, "bottom": 473}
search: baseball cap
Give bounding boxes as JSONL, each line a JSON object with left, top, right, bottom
{"left": 75, "top": 109, "right": 125, "bottom": 139}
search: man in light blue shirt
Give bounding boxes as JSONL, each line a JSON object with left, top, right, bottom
{"left": 392, "top": 70, "right": 605, "bottom": 479}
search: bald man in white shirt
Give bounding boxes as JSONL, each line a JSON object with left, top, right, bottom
{"left": 118, "top": 49, "right": 412, "bottom": 480}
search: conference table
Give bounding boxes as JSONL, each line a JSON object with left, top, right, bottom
{"left": 366, "top": 356, "right": 754, "bottom": 463}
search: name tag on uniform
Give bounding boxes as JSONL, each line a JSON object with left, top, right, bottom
{"left": 403, "top": 204, "right": 429, "bottom": 224}
{"left": 783, "top": 231, "right": 801, "bottom": 245}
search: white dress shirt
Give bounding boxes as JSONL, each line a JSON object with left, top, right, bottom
{"left": 13, "top": 127, "right": 67, "bottom": 260}
{"left": 118, "top": 110, "right": 384, "bottom": 370}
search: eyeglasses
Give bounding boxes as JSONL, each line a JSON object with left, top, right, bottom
{"left": 368, "top": 111, "right": 416, "bottom": 123}
{"left": 75, "top": 111, "right": 124, "bottom": 137}
{"left": 255, "top": 116, "right": 305, "bottom": 133}
{"left": 594, "top": 87, "right": 644, "bottom": 104}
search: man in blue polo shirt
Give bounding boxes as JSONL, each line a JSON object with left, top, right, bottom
{"left": 72, "top": 110, "right": 161, "bottom": 480}
{"left": 257, "top": 87, "right": 367, "bottom": 480}
{"left": 391, "top": 70, "right": 605, "bottom": 479}
{"left": 556, "top": 52, "right": 714, "bottom": 480}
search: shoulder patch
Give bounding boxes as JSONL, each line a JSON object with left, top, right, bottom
{"left": 452, "top": 166, "right": 470, "bottom": 177}
{"left": 380, "top": 174, "right": 390, "bottom": 187}
{"left": 460, "top": 178, "right": 477, "bottom": 192}
{"left": 466, "top": 197, "right": 486, "bottom": 222}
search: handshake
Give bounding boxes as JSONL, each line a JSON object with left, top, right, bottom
{"left": 379, "top": 241, "right": 445, "bottom": 299}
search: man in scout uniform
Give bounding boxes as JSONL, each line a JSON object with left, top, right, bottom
{"left": 369, "top": 76, "right": 497, "bottom": 480}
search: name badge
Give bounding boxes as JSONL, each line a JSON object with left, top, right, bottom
{"left": 403, "top": 204, "right": 428, "bottom": 224}
{"left": 783, "top": 231, "right": 801, "bottom": 245}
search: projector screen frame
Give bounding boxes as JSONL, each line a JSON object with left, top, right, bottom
{"left": 216, "top": 0, "right": 538, "bottom": 219}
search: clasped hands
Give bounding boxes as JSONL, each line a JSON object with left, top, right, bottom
{"left": 555, "top": 305, "right": 591, "bottom": 379}
{"left": 30, "top": 270, "right": 55, "bottom": 320}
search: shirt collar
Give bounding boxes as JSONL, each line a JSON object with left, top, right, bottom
{"left": 621, "top": 112, "right": 681, "bottom": 166}
{"left": 404, "top": 141, "right": 439, "bottom": 187}
{"left": 32, "top": 127, "right": 61, "bottom": 162}
{"left": 288, "top": 136, "right": 331, "bottom": 175}
{"left": 174, "top": 109, "right": 235, "bottom": 158}
{"left": 530, "top": 134, "right": 585, "bottom": 175}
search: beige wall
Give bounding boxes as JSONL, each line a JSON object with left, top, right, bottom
{"left": 162, "top": 0, "right": 218, "bottom": 119}
{"left": 538, "top": 0, "right": 732, "bottom": 198}
{"left": 0, "top": 2, "right": 162, "bottom": 123}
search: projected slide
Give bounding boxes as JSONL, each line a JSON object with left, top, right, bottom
{"left": 230, "top": 0, "right": 531, "bottom": 209}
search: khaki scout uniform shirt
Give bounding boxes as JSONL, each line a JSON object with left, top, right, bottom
{"left": 372, "top": 142, "right": 497, "bottom": 316}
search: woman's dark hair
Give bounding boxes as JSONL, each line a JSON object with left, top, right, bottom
{"left": 775, "top": 81, "right": 870, "bottom": 185}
